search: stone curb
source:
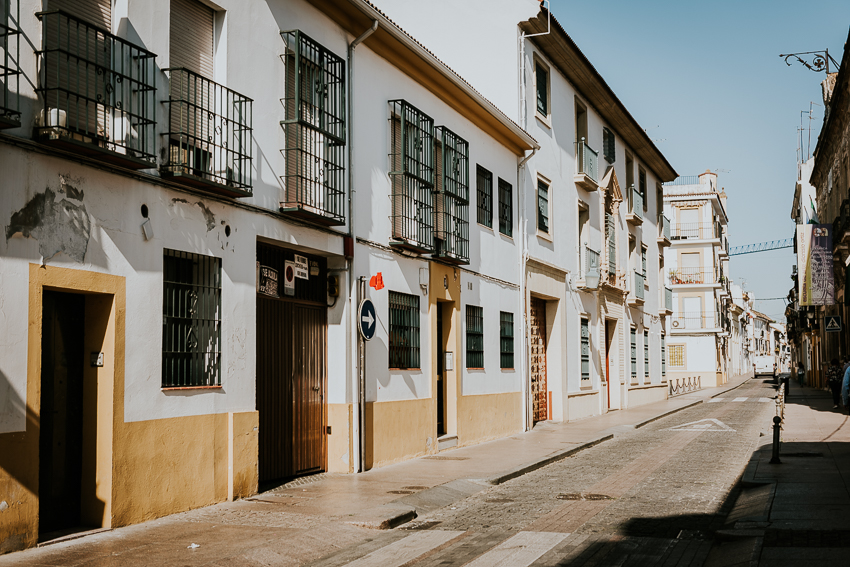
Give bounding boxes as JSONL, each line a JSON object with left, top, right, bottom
{"left": 633, "top": 400, "right": 703, "bottom": 428}
{"left": 344, "top": 503, "right": 417, "bottom": 530}
{"left": 482, "top": 433, "right": 614, "bottom": 486}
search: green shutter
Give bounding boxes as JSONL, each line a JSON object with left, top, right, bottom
{"left": 607, "top": 212, "right": 616, "bottom": 268}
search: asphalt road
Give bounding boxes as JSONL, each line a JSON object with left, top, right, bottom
{"left": 310, "top": 379, "right": 778, "bottom": 566}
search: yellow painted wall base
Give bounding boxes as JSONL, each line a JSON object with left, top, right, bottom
{"left": 627, "top": 384, "right": 669, "bottom": 408}
{"left": 327, "top": 403, "right": 353, "bottom": 473}
{"left": 458, "top": 392, "right": 522, "bottom": 445}
{"left": 365, "top": 399, "right": 434, "bottom": 469}
{"left": 0, "top": 428, "right": 37, "bottom": 553}
{"left": 568, "top": 392, "right": 599, "bottom": 421}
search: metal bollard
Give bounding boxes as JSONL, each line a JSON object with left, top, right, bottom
{"left": 769, "top": 415, "right": 782, "bottom": 464}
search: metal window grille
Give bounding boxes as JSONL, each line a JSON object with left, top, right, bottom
{"left": 641, "top": 248, "right": 647, "bottom": 274}
{"left": 602, "top": 127, "right": 615, "bottom": 163}
{"left": 644, "top": 330, "right": 649, "bottom": 377}
{"left": 580, "top": 318, "right": 590, "bottom": 381}
{"left": 281, "top": 30, "right": 346, "bottom": 224}
{"left": 498, "top": 177, "right": 513, "bottom": 236}
{"left": 466, "top": 305, "right": 484, "bottom": 368}
{"left": 434, "top": 126, "right": 469, "bottom": 264}
{"left": 162, "top": 68, "right": 253, "bottom": 196}
{"left": 536, "top": 63, "right": 547, "bottom": 115}
{"left": 500, "top": 311, "right": 513, "bottom": 369}
{"left": 630, "top": 328, "right": 637, "bottom": 379}
{"left": 388, "top": 291, "right": 420, "bottom": 369}
{"left": 537, "top": 179, "right": 549, "bottom": 233}
{"left": 162, "top": 249, "right": 221, "bottom": 387}
{"left": 669, "top": 344, "right": 684, "bottom": 367}
{"left": 477, "top": 165, "right": 493, "bottom": 228}
{"left": 389, "top": 100, "right": 435, "bottom": 251}
{"left": 0, "top": 0, "right": 21, "bottom": 128}
{"left": 36, "top": 10, "right": 157, "bottom": 164}
{"left": 661, "top": 335, "right": 666, "bottom": 377}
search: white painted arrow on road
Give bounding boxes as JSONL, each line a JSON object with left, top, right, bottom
{"left": 666, "top": 418, "right": 735, "bottom": 432}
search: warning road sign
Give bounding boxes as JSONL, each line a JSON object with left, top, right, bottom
{"left": 826, "top": 315, "right": 842, "bottom": 332}
{"left": 666, "top": 418, "right": 735, "bottom": 432}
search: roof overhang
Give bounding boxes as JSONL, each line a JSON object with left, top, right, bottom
{"left": 520, "top": 9, "right": 677, "bottom": 181}
{"left": 306, "top": 0, "right": 538, "bottom": 156}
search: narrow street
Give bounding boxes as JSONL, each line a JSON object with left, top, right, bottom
{"left": 309, "top": 379, "right": 776, "bottom": 566}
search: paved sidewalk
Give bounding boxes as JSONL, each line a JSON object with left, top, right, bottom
{"left": 707, "top": 378, "right": 850, "bottom": 566}
{"left": 1, "top": 375, "right": 753, "bottom": 566}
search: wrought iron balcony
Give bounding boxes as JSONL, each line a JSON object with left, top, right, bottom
{"left": 434, "top": 126, "right": 470, "bottom": 264}
{"left": 35, "top": 10, "right": 157, "bottom": 168}
{"left": 658, "top": 214, "right": 671, "bottom": 246}
{"left": 281, "top": 30, "right": 346, "bottom": 225}
{"left": 574, "top": 138, "right": 598, "bottom": 191}
{"left": 629, "top": 271, "right": 645, "bottom": 305}
{"left": 670, "top": 311, "right": 721, "bottom": 331}
{"left": 0, "top": 0, "right": 21, "bottom": 128}
{"left": 389, "top": 99, "right": 435, "bottom": 253}
{"left": 162, "top": 68, "right": 252, "bottom": 197}
{"left": 670, "top": 268, "right": 718, "bottom": 285}
{"left": 671, "top": 222, "right": 715, "bottom": 240}
{"left": 626, "top": 184, "right": 643, "bottom": 226}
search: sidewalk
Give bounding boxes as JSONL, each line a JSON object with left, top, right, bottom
{"left": 1, "top": 375, "right": 752, "bottom": 566}
{"left": 708, "top": 378, "right": 850, "bottom": 566}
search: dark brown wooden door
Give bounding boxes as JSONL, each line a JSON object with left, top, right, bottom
{"left": 40, "top": 291, "right": 85, "bottom": 535}
{"left": 257, "top": 298, "right": 326, "bottom": 482}
{"left": 529, "top": 297, "right": 548, "bottom": 423}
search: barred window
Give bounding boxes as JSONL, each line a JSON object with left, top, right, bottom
{"left": 669, "top": 344, "right": 685, "bottom": 367}
{"left": 661, "top": 334, "right": 667, "bottom": 377}
{"left": 477, "top": 165, "right": 493, "bottom": 228}
{"left": 500, "top": 311, "right": 514, "bottom": 369}
{"left": 389, "top": 291, "right": 420, "bottom": 369}
{"left": 162, "top": 250, "right": 222, "bottom": 387}
{"left": 537, "top": 179, "right": 549, "bottom": 234}
{"left": 630, "top": 327, "right": 637, "bottom": 380}
{"left": 644, "top": 330, "right": 649, "bottom": 378}
{"left": 580, "top": 318, "right": 590, "bottom": 381}
{"left": 498, "top": 177, "right": 513, "bottom": 236}
{"left": 466, "top": 305, "right": 484, "bottom": 368}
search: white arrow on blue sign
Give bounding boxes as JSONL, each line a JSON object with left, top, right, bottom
{"left": 358, "top": 299, "right": 377, "bottom": 340}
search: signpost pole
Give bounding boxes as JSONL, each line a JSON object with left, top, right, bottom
{"left": 358, "top": 276, "right": 366, "bottom": 473}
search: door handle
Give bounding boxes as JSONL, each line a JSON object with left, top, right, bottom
{"left": 312, "top": 386, "right": 320, "bottom": 392}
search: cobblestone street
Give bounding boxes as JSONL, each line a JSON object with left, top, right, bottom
{"left": 311, "top": 379, "right": 776, "bottom": 566}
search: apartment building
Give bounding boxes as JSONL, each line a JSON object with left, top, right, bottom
{"left": 0, "top": 0, "right": 537, "bottom": 552}
{"left": 663, "top": 171, "right": 732, "bottom": 388}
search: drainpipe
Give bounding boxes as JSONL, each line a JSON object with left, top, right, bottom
{"left": 517, "top": 146, "right": 536, "bottom": 431}
{"left": 348, "top": 20, "right": 378, "bottom": 474}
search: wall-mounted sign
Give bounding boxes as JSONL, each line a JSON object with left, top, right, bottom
{"left": 310, "top": 260, "right": 320, "bottom": 276}
{"left": 258, "top": 265, "right": 279, "bottom": 297}
{"left": 294, "top": 254, "right": 309, "bottom": 280}
{"left": 283, "top": 260, "right": 296, "bottom": 296}
{"left": 445, "top": 352, "right": 454, "bottom": 371}
{"left": 358, "top": 299, "right": 376, "bottom": 340}
{"left": 826, "top": 315, "right": 842, "bottom": 332}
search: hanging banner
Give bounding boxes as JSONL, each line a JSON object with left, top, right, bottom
{"left": 797, "top": 224, "right": 834, "bottom": 305}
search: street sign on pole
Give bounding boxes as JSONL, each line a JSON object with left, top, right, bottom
{"left": 358, "top": 299, "right": 377, "bottom": 340}
{"left": 825, "top": 315, "right": 842, "bottom": 332}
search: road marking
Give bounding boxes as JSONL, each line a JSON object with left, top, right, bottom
{"left": 464, "top": 531, "right": 569, "bottom": 567}
{"left": 343, "top": 530, "right": 465, "bottom": 567}
{"left": 732, "top": 397, "right": 748, "bottom": 402}
{"left": 758, "top": 397, "right": 774, "bottom": 402}
{"left": 667, "top": 418, "right": 736, "bottom": 432}
{"left": 707, "top": 398, "right": 724, "bottom": 403}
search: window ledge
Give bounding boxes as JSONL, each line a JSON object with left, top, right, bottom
{"left": 535, "top": 112, "right": 552, "bottom": 129}
{"left": 466, "top": 367, "right": 485, "bottom": 371}
{"left": 478, "top": 222, "right": 495, "bottom": 231}
{"left": 162, "top": 385, "right": 222, "bottom": 391}
{"left": 536, "top": 230, "right": 553, "bottom": 242}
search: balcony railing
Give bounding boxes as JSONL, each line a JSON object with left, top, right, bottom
{"left": 670, "top": 311, "right": 721, "bottom": 330}
{"left": 575, "top": 137, "right": 598, "bottom": 186}
{"left": 670, "top": 268, "right": 717, "bottom": 285}
{"left": 628, "top": 184, "right": 643, "bottom": 220}
{"left": 35, "top": 10, "right": 157, "bottom": 168}
{"left": 434, "top": 126, "right": 470, "bottom": 264}
{"left": 671, "top": 222, "right": 715, "bottom": 240}
{"left": 634, "top": 271, "right": 645, "bottom": 300}
{"left": 665, "top": 286, "right": 673, "bottom": 311}
{"left": 162, "top": 68, "right": 253, "bottom": 197}
{"left": 660, "top": 215, "right": 671, "bottom": 240}
{"left": 0, "top": 0, "right": 21, "bottom": 128}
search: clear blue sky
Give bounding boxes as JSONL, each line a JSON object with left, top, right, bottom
{"left": 551, "top": 0, "right": 850, "bottom": 321}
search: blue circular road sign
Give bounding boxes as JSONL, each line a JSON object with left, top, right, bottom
{"left": 358, "top": 299, "right": 377, "bottom": 340}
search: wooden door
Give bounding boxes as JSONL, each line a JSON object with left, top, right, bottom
{"left": 40, "top": 291, "right": 85, "bottom": 535}
{"left": 529, "top": 297, "right": 548, "bottom": 423}
{"left": 291, "top": 303, "right": 326, "bottom": 476}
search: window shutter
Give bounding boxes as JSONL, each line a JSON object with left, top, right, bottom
{"left": 170, "top": 0, "right": 214, "bottom": 78}
{"left": 49, "top": 0, "right": 110, "bottom": 28}
{"left": 606, "top": 212, "right": 616, "bottom": 269}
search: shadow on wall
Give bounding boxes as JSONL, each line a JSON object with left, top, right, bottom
{"left": 0, "top": 369, "right": 37, "bottom": 495}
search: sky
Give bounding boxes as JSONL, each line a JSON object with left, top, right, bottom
{"left": 550, "top": 0, "right": 850, "bottom": 322}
